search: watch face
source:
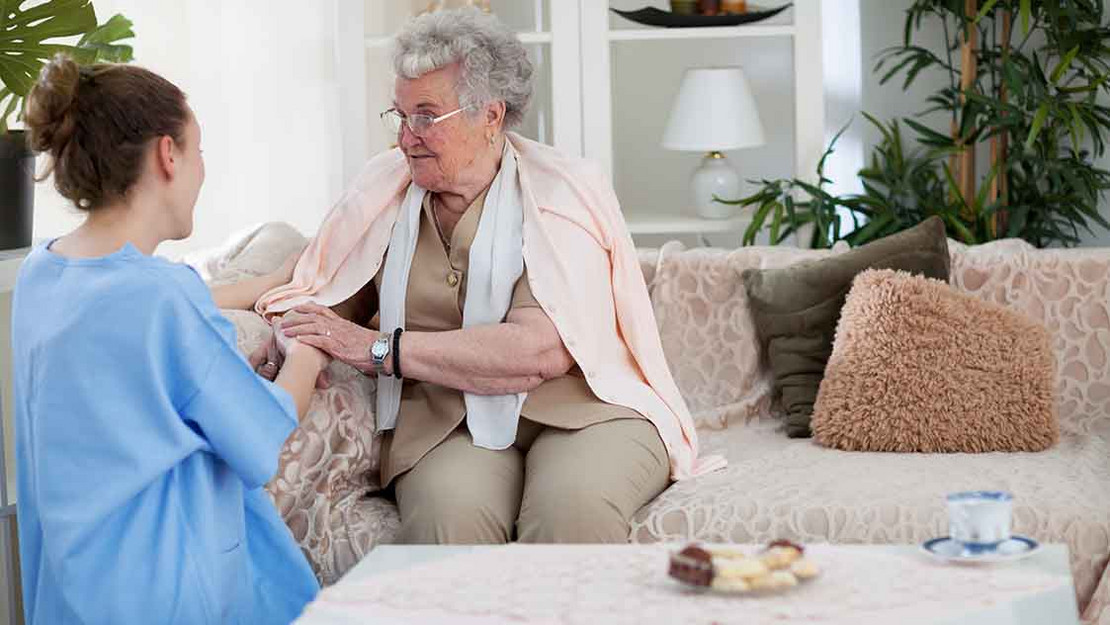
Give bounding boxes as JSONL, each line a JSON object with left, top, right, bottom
{"left": 371, "top": 339, "right": 389, "bottom": 360}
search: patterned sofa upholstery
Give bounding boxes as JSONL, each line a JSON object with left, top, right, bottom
{"left": 197, "top": 224, "right": 1110, "bottom": 623}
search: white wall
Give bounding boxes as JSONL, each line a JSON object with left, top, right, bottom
{"left": 30, "top": 0, "right": 348, "bottom": 259}
{"left": 858, "top": 0, "right": 1110, "bottom": 247}
{"left": 28, "top": 1, "right": 1110, "bottom": 251}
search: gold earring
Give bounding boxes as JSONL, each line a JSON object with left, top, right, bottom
{"left": 488, "top": 134, "right": 495, "bottom": 146}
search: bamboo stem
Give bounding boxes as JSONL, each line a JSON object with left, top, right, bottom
{"left": 958, "top": 0, "right": 978, "bottom": 214}
{"left": 993, "top": 9, "right": 1012, "bottom": 237}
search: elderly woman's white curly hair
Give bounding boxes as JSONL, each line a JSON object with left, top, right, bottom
{"left": 393, "top": 8, "right": 534, "bottom": 130}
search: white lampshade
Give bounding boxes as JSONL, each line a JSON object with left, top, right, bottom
{"left": 662, "top": 66, "right": 766, "bottom": 152}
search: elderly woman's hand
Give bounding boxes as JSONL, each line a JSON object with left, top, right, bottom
{"left": 280, "top": 303, "right": 380, "bottom": 374}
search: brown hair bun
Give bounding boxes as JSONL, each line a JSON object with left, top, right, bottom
{"left": 24, "top": 54, "right": 81, "bottom": 154}
{"left": 23, "top": 54, "right": 189, "bottom": 211}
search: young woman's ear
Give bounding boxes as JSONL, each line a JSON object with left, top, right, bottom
{"left": 155, "top": 135, "right": 177, "bottom": 180}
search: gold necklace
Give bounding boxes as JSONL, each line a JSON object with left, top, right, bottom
{"left": 431, "top": 194, "right": 451, "bottom": 253}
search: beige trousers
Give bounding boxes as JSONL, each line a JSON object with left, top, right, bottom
{"left": 393, "top": 418, "right": 671, "bottom": 544}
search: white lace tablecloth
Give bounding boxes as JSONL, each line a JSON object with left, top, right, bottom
{"left": 295, "top": 544, "right": 1079, "bottom": 624}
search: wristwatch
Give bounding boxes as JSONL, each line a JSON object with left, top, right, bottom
{"left": 369, "top": 334, "right": 391, "bottom": 374}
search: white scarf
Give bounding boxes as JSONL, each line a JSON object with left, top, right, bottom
{"left": 376, "top": 142, "right": 526, "bottom": 450}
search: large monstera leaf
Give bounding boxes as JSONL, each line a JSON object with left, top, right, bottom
{"left": 0, "top": 0, "right": 134, "bottom": 132}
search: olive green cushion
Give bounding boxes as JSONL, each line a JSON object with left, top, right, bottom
{"left": 742, "top": 217, "right": 951, "bottom": 438}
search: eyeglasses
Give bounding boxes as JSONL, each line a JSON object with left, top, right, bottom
{"left": 380, "top": 106, "right": 470, "bottom": 137}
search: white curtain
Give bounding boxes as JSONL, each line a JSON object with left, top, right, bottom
{"left": 32, "top": 0, "right": 347, "bottom": 258}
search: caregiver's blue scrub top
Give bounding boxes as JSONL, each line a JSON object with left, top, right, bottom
{"left": 11, "top": 242, "right": 319, "bottom": 624}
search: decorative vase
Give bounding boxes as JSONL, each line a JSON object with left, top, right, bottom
{"left": 690, "top": 151, "right": 740, "bottom": 219}
{"left": 0, "top": 131, "right": 34, "bottom": 250}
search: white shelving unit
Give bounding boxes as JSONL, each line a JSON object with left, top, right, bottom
{"left": 625, "top": 214, "right": 751, "bottom": 236}
{"left": 340, "top": 1, "right": 825, "bottom": 245}
{"left": 366, "top": 30, "right": 554, "bottom": 47}
{"left": 582, "top": 1, "right": 824, "bottom": 187}
{"left": 606, "top": 23, "right": 795, "bottom": 41}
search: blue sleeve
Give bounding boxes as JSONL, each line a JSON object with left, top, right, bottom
{"left": 166, "top": 263, "right": 299, "bottom": 489}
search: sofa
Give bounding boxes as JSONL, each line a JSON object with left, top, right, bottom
{"left": 192, "top": 224, "right": 1110, "bottom": 624}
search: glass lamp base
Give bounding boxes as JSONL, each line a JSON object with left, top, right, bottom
{"left": 690, "top": 151, "right": 741, "bottom": 219}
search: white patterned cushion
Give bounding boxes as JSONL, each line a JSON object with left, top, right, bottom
{"left": 949, "top": 239, "right": 1110, "bottom": 437}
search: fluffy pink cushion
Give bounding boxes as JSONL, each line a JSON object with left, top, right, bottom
{"left": 812, "top": 269, "right": 1058, "bottom": 453}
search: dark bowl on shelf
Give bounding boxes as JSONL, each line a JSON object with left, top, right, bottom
{"left": 610, "top": 4, "right": 791, "bottom": 28}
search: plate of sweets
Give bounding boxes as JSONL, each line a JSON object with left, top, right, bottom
{"left": 668, "top": 540, "right": 820, "bottom": 594}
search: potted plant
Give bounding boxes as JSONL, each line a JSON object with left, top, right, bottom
{"left": 724, "top": 0, "right": 1110, "bottom": 249}
{"left": 0, "top": 0, "right": 135, "bottom": 250}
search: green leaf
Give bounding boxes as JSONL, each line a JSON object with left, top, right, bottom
{"left": 848, "top": 212, "right": 896, "bottom": 245}
{"left": 78, "top": 14, "right": 133, "bottom": 46}
{"left": 973, "top": 0, "right": 1000, "bottom": 24}
{"left": 0, "top": 87, "right": 17, "bottom": 133}
{"left": 0, "top": 0, "right": 97, "bottom": 97}
{"left": 1024, "top": 103, "right": 1050, "bottom": 151}
{"left": 743, "top": 199, "right": 777, "bottom": 246}
{"left": 77, "top": 14, "right": 135, "bottom": 63}
{"left": 1020, "top": 0, "right": 1031, "bottom": 34}
{"left": 770, "top": 201, "right": 784, "bottom": 243}
{"left": 1006, "top": 204, "right": 1029, "bottom": 237}
{"left": 904, "top": 117, "right": 955, "bottom": 146}
{"left": 1049, "top": 46, "right": 1079, "bottom": 84}
{"left": 878, "top": 52, "right": 920, "bottom": 87}
{"left": 942, "top": 163, "right": 969, "bottom": 212}
{"left": 973, "top": 164, "right": 1000, "bottom": 215}
{"left": 1069, "top": 103, "right": 1084, "bottom": 154}
{"left": 944, "top": 213, "right": 979, "bottom": 244}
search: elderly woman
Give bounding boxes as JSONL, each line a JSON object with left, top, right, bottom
{"left": 255, "top": 8, "right": 722, "bottom": 544}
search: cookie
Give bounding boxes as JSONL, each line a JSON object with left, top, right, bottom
{"left": 768, "top": 570, "right": 799, "bottom": 589}
{"left": 761, "top": 546, "right": 802, "bottom": 569}
{"left": 715, "top": 557, "right": 768, "bottom": 580}
{"left": 767, "top": 539, "right": 805, "bottom": 555}
{"left": 707, "top": 546, "right": 749, "bottom": 560}
{"left": 790, "top": 558, "right": 820, "bottom": 580}
{"left": 710, "top": 576, "right": 751, "bottom": 593}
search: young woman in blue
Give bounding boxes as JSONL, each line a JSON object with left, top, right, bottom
{"left": 11, "top": 56, "right": 326, "bottom": 624}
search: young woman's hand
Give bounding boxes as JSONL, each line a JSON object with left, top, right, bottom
{"left": 248, "top": 316, "right": 332, "bottom": 388}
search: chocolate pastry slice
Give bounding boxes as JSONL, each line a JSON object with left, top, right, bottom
{"left": 668, "top": 544, "right": 714, "bottom": 587}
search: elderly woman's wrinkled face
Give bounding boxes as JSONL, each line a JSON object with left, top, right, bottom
{"left": 394, "top": 63, "right": 494, "bottom": 193}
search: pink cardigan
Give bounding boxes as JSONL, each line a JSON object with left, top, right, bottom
{"left": 257, "top": 134, "right": 725, "bottom": 480}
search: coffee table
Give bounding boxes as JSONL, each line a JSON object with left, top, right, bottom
{"left": 295, "top": 543, "right": 1080, "bottom": 624}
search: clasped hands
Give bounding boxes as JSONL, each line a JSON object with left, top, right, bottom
{"left": 250, "top": 303, "right": 380, "bottom": 384}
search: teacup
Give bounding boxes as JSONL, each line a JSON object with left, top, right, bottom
{"left": 947, "top": 491, "right": 1012, "bottom": 554}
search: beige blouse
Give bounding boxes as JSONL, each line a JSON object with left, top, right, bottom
{"left": 334, "top": 189, "right": 641, "bottom": 486}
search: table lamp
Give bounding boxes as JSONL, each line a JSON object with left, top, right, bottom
{"left": 662, "top": 66, "right": 766, "bottom": 219}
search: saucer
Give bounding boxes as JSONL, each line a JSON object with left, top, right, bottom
{"left": 921, "top": 535, "right": 1041, "bottom": 564}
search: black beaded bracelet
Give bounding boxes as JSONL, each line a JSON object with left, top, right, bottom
{"left": 391, "top": 327, "right": 404, "bottom": 379}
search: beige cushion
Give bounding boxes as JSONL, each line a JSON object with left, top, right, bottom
{"left": 812, "top": 269, "right": 1058, "bottom": 453}
{"left": 185, "top": 221, "right": 307, "bottom": 286}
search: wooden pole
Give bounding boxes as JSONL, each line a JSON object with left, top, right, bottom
{"left": 958, "top": 0, "right": 979, "bottom": 214}
{"left": 989, "top": 9, "right": 1012, "bottom": 237}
